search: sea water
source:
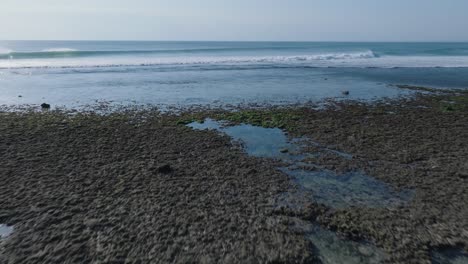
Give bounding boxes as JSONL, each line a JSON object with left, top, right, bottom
{"left": 0, "top": 41, "right": 468, "bottom": 109}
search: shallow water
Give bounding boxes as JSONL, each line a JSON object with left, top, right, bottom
{"left": 281, "top": 167, "right": 413, "bottom": 208}
{"left": 1, "top": 41, "right": 468, "bottom": 109}
{"left": 286, "top": 217, "right": 386, "bottom": 263}
{"left": 188, "top": 119, "right": 417, "bottom": 262}
{"left": 432, "top": 247, "right": 468, "bottom": 264}
{"left": 306, "top": 224, "right": 386, "bottom": 264}
{"left": 307, "top": 140, "right": 354, "bottom": 160}
{"left": 188, "top": 119, "right": 413, "bottom": 208}
{"left": 0, "top": 224, "right": 13, "bottom": 238}
{"left": 188, "top": 119, "right": 304, "bottom": 160}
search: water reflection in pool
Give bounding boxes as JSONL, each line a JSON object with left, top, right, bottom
{"left": 188, "top": 118, "right": 413, "bottom": 209}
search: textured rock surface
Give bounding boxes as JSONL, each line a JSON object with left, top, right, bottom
{"left": 0, "top": 113, "right": 312, "bottom": 263}
{"left": 1, "top": 91, "right": 467, "bottom": 263}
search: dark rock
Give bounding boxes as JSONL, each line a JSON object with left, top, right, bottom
{"left": 248, "top": 168, "right": 258, "bottom": 174}
{"left": 458, "top": 172, "right": 468, "bottom": 179}
{"left": 157, "top": 164, "right": 173, "bottom": 174}
{"left": 280, "top": 148, "right": 289, "bottom": 153}
{"left": 41, "top": 103, "right": 51, "bottom": 109}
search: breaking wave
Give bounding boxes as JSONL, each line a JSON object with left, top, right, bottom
{"left": 41, "top": 48, "right": 78, "bottom": 53}
{"left": 1, "top": 50, "right": 468, "bottom": 69}
{"left": 0, "top": 48, "right": 376, "bottom": 60}
{"left": 0, "top": 51, "right": 379, "bottom": 68}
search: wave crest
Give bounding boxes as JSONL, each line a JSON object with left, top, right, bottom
{"left": 1, "top": 50, "right": 467, "bottom": 69}
{"left": 300, "top": 50, "right": 377, "bottom": 60}
{"left": 248, "top": 51, "right": 376, "bottom": 63}
{"left": 0, "top": 52, "right": 378, "bottom": 69}
{"left": 41, "top": 48, "right": 78, "bottom": 53}
{"left": 1, "top": 49, "right": 375, "bottom": 60}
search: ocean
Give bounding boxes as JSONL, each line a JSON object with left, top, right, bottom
{"left": 1, "top": 41, "right": 468, "bottom": 109}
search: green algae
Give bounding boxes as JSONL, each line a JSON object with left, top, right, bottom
{"left": 394, "top": 84, "right": 468, "bottom": 113}
{"left": 215, "top": 110, "right": 302, "bottom": 130}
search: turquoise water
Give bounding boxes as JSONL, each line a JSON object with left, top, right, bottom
{"left": 0, "top": 41, "right": 467, "bottom": 108}
{"left": 2, "top": 41, "right": 468, "bottom": 62}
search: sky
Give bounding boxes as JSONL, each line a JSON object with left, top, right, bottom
{"left": 1, "top": 0, "right": 468, "bottom": 41}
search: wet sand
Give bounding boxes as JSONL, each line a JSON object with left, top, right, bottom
{"left": 1, "top": 89, "right": 467, "bottom": 263}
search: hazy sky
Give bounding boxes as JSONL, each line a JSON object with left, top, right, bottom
{"left": 1, "top": 0, "right": 467, "bottom": 41}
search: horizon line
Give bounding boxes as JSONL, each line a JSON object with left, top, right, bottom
{"left": 2, "top": 39, "right": 468, "bottom": 43}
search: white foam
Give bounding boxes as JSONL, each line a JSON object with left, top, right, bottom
{"left": 302, "top": 50, "right": 376, "bottom": 60}
{"left": 41, "top": 48, "right": 78, "bottom": 53}
{"left": 1, "top": 51, "right": 468, "bottom": 69}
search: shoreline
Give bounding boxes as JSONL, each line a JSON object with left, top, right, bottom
{"left": 1, "top": 89, "right": 467, "bottom": 263}
{"left": 0, "top": 84, "right": 465, "bottom": 114}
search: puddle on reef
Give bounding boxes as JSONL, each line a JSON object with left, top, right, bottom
{"left": 287, "top": 217, "right": 387, "bottom": 264}
{"left": 188, "top": 118, "right": 417, "bottom": 263}
{"left": 188, "top": 118, "right": 304, "bottom": 160}
{"left": 431, "top": 247, "right": 468, "bottom": 264}
{"left": 0, "top": 224, "right": 13, "bottom": 239}
{"left": 280, "top": 167, "right": 414, "bottom": 209}
{"left": 188, "top": 118, "right": 413, "bottom": 209}
{"left": 307, "top": 224, "right": 386, "bottom": 264}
